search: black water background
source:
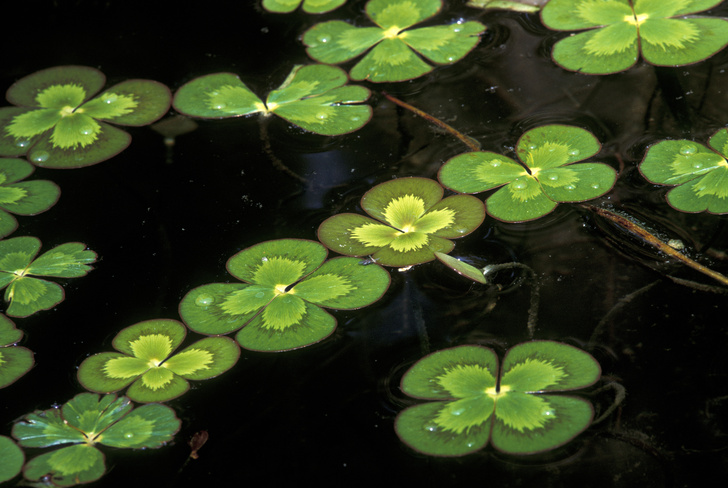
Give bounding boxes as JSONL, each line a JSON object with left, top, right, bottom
{"left": 2, "top": 1, "right": 728, "bottom": 486}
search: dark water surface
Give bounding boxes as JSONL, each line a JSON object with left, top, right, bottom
{"left": 2, "top": 1, "right": 728, "bottom": 486}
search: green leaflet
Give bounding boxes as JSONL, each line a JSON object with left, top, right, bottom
{"left": 179, "top": 239, "right": 390, "bottom": 352}
{"left": 0, "top": 236, "right": 96, "bottom": 317}
{"left": 439, "top": 125, "right": 616, "bottom": 222}
{"left": 173, "top": 64, "right": 372, "bottom": 136}
{"left": 0, "top": 66, "right": 171, "bottom": 168}
{"left": 640, "top": 129, "right": 728, "bottom": 214}
{"left": 0, "top": 314, "right": 34, "bottom": 388}
{"left": 303, "top": 0, "right": 485, "bottom": 82}
{"left": 317, "top": 177, "right": 485, "bottom": 267}
{"left": 395, "top": 342, "right": 601, "bottom": 456}
{"left": 541, "top": 0, "right": 728, "bottom": 74}
{"left": 12, "top": 393, "right": 180, "bottom": 486}
{"left": 262, "top": 0, "right": 347, "bottom": 13}
{"left": 77, "top": 319, "right": 240, "bottom": 403}
{"left": 0, "top": 157, "right": 60, "bottom": 239}
{"left": 0, "top": 435, "right": 24, "bottom": 483}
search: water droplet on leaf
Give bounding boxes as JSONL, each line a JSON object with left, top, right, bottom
{"left": 565, "top": 184, "right": 575, "bottom": 190}
{"left": 317, "top": 35, "right": 331, "bottom": 44}
{"left": 15, "top": 139, "right": 30, "bottom": 148}
{"left": 195, "top": 295, "right": 214, "bottom": 307}
{"left": 548, "top": 174, "right": 559, "bottom": 181}
{"left": 29, "top": 150, "right": 50, "bottom": 163}
{"left": 568, "top": 148, "right": 580, "bottom": 156}
{"left": 490, "top": 160, "right": 502, "bottom": 167}
{"left": 680, "top": 144, "right": 697, "bottom": 155}
{"left": 513, "top": 181, "right": 527, "bottom": 190}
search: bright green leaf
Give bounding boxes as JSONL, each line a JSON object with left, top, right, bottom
{"left": 319, "top": 177, "right": 484, "bottom": 266}
{"left": 182, "top": 239, "right": 389, "bottom": 351}
{"left": 541, "top": 0, "right": 728, "bottom": 74}
{"left": 395, "top": 342, "right": 601, "bottom": 456}
{"left": 640, "top": 131, "right": 728, "bottom": 214}
{"left": 23, "top": 444, "right": 105, "bottom": 487}
{"left": 0, "top": 65, "right": 171, "bottom": 167}
{"left": 440, "top": 125, "right": 615, "bottom": 222}
{"left": 303, "top": 0, "right": 485, "bottom": 82}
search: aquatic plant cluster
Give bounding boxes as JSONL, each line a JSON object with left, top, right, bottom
{"left": 1, "top": 0, "right": 728, "bottom": 484}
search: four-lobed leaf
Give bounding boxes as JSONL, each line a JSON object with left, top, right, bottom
{"left": 179, "top": 239, "right": 391, "bottom": 352}
{"left": 0, "top": 157, "right": 60, "bottom": 238}
{"left": 262, "top": 0, "right": 346, "bottom": 13}
{"left": 303, "top": 0, "right": 486, "bottom": 82}
{"left": 0, "top": 65, "right": 171, "bottom": 168}
{"left": 12, "top": 393, "right": 180, "bottom": 486}
{"left": 173, "top": 64, "right": 372, "bottom": 136}
{"left": 541, "top": 0, "right": 728, "bottom": 74}
{"left": 318, "top": 177, "right": 485, "bottom": 267}
{"left": 0, "top": 236, "right": 97, "bottom": 317}
{"left": 395, "top": 341, "right": 601, "bottom": 456}
{"left": 439, "top": 125, "right": 616, "bottom": 222}
{"left": 0, "top": 313, "right": 34, "bottom": 388}
{"left": 77, "top": 319, "right": 240, "bottom": 403}
{"left": 640, "top": 128, "right": 728, "bottom": 214}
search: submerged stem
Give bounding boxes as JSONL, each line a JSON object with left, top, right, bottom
{"left": 482, "top": 262, "right": 540, "bottom": 339}
{"left": 381, "top": 91, "right": 481, "bottom": 152}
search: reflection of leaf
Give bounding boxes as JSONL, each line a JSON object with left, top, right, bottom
{"left": 395, "top": 341, "right": 600, "bottom": 456}
{"left": 12, "top": 393, "right": 180, "bottom": 486}
{"left": 173, "top": 64, "right": 372, "bottom": 136}
{"left": 0, "top": 157, "right": 60, "bottom": 239}
{"left": 303, "top": 0, "right": 485, "bottom": 82}
{"left": 541, "top": 0, "right": 728, "bottom": 74}
{"left": 262, "top": 0, "right": 346, "bottom": 14}
{"left": 318, "top": 177, "right": 485, "bottom": 267}
{"left": 640, "top": 128, "right": 728, "bottom": 214}
{"left": 0, "top": 314, "right": 34, "bottom": 388}
{"left": 0, "top": 66, "right": 171, "bottom": 168}
{"left": 439, "top": 125, "right": 616, "bottom": 222}
{"left": 77, "top": 319, "right": 240, "bottom": 403}
{"left": 0, "top": 236, "right": 96, "bottom": 317}
{"left": 179, "top": 239, "right": 390, "bottom": 352}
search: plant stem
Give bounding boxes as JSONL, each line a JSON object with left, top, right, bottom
{"left": 381, "top": 91, "right": 481, "bottom": 152}
{"left": 482, "top": 262, "right": 540, "bottom": 339}
{"left": 586, "top": 206, "right": 728, "bottom": 287}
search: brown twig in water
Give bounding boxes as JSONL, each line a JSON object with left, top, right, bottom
{"left": 586, "top": 205, "right": 728, "bottom": 287}
{"left": 381, "top": 91, "right": 481, "bottom": 152}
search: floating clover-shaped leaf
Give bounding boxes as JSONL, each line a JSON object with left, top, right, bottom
{"left": 640, "top": 129, "right": 728, "bottom": 214}
{"left": 439, "top": 125, "right": 616, "bottom": 222}
{"left": 173, "top": 64, "right": 371, "bottom": 136}
{"left": 303, "top": 0, "right": 485, "bottom": 82}
{"left": 0, "top": 435, "right": 24, "bottom": 483}
{"left": 0, "top": 65, "right": 171, "bottom": 168}
{"left": 395, "top": 341, "right": 601, "bottom": 456}
{"left": 262, "top": 0, "right": 346, "bottom": 13}
{"left": 541, "top": 0, "right": 728, "bottom": 74}
{"left": 318, "top": 178, "right": 486, "bottom": 266}
{"left": 179, "top": 239, "right": 390, "bottom": 352}
{"left": 12, "top": 393, "right": 180, "bottom": 486}
{"left": 0, "top": 236, "right": 97, "bottom": 317}
{"left": 77, "top": 319, "right": 240, "bottom": 403}
{"left": 318, "top": 177, "right": 485, "bottom": 267}
{"left": 0, "top": 314, "right": 34, "bottom": 388}
{"left": 0, "top": 158, "right": 60, "bottom": 238}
